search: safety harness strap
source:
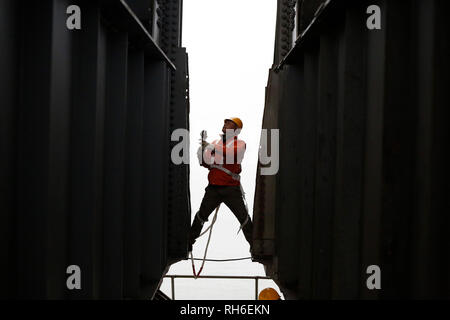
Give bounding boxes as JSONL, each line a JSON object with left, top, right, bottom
{"left": 209, "top": 164, "right": 241, "bottom": 181}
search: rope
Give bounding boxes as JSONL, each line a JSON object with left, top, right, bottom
{"left": 198, "top": 205, "right": 218, "bottom": 237}
{"left": 190, "top": 189, "right": 251, "bottom": 278}
{"left": 191, "top": 257, "right": 252, "bottom": 262}
{"left": 191, "top": 204, "right": 220, "bottom": 279}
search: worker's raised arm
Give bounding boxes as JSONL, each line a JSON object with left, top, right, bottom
{"left": 201, "top": 143, "right": 215, "bottom": 167}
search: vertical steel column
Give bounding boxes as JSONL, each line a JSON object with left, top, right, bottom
{"left": 46, "top": 0, "right": 73, "bottom": 299}
{"left": 167, "top": 48, "right": 191, "bottom": 262}
{"left": 311, "top": 22, "right": 340, "bottom": 300}
{"left": 295, "top": 46, "right": 319, "bottom": 300}
{"left": 69, "top": 2, "right": 105, "bottom": 299}
{"left": 161, "top": 0, "right": 191, "bottom": 262}
{"left": 253, "top": 70, "right": 281, "bottom": 259}
{"left": 410, "top": 0, "right": 436, "bottom": 298}
{"left": 430, "top": 0, "right": 450, "bottom": 297}
{"left": 16, "top": 0, "right": 54, "bottom": 299}
{"left": 16, "top": 0, "right": 72, "bottom": 299}
{"left": 379, "top": 0, "right": 416, "bottom": 299}
{"left": 141, "top": 60, "right": 169, "bottom": 287}
{"left": 331, "top": 4, "right": 366, "bottom": 299}
{"left": 276, "top": 64, "right": 304, "bottom": 294}
{"left": 411, "top": 0, "right": 450, "bottom": 298}
{"left": 0, "top": 0, "right": 19, "bottom": 299}
{"left": 101, "top": 30, "right": 128, "bottom": 299}
{"left": 360, "top": 0, "right": 386, "bottom": 300}
{"left": 123, "top": 49, "right": 145, "bottom": 299}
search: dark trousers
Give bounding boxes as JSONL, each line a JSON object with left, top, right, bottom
{"left": 189, "top": 184, "right": 253, "bottom": 249}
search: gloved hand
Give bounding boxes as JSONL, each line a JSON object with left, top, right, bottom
{"left": 201, "top": 140, "right": 210, "bottom": 148}
{"left": 199, "top": 140, "right": 214, "bottom": 151}
{"left": 197, "top": 145, "right": 212, "bottom": 168}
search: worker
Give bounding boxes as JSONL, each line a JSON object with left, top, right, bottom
{"left": 258, "top": 288, "right": 281, "bottom": 300}
{"left": 188, "top": 117, "right": 253, "bottom": 253}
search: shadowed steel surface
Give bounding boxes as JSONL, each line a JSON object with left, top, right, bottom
{"left": 0, "top": 0, "right": 190, "bottom": 299}
{"left": 1, "top": 0, "right": 449, "bottom": 301}
{"left": 253, "top": 0, "right": 450, "bottom": 299}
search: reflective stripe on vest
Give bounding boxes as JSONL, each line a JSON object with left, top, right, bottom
{"left": 209, "top": 164, "right": 240, "bottom": 181}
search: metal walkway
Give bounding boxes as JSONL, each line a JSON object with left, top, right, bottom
{"left": 163, "top": 274, "right": 272, "bottom": 300}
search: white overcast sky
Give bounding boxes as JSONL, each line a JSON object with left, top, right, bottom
{"left": 161, "top": 0, "right": 281, "bottom": 300}
{"left": 185, "top": 0, "right": 277, "bottom": 219}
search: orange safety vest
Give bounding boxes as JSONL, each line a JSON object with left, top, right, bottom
{"left": 203, "top": 136, "right": 246, "bottom": 186}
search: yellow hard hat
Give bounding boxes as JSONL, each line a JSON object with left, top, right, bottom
{"left": 258, "top": 288, "right": 280, "bottom": 300}
{"left": 225, "top": 117, "right": 243, "bottom": 129}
